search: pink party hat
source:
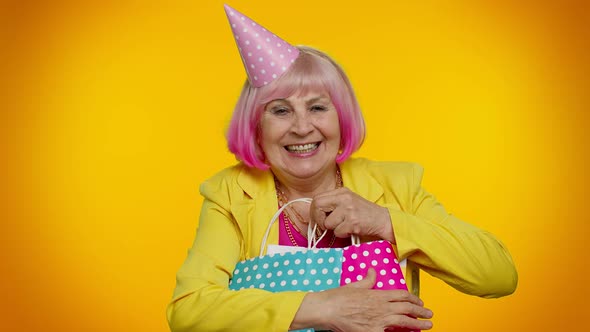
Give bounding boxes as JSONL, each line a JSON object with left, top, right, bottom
{"left": 224, "top": 4, "right": 300, "bottom": 87}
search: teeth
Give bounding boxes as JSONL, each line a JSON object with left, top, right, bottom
{"left": 286, "top": 143, "right": 319, "bottom": 153}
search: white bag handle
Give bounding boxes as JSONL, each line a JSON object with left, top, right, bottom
{"left": 260, "top": 198, "right": 360, "bottom": 256}
{"left": 350, "top": 234, "right": 360, "bottom": 246}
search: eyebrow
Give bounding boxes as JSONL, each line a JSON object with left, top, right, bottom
{"left": 305, "top": 95, "right": 329, "bottom": 106}
{"left": 265, "top": 95, "right": 329, "bottom": 108}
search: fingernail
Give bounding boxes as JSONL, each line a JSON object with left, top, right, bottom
{"left": 426, "top": 310, "right": 433, "bottom": 318}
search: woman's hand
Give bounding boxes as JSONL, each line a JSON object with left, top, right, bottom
{"left": 292, "top": 268, "right": 433, "bottom": 332}
{"left": 310, "top": 187, "right": 395, "bottom": 242}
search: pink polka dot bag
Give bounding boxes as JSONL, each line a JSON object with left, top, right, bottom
{"left": 229, "top": 198, "right": 419, "bottom": 332}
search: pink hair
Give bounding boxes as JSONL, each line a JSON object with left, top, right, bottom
{"left": 226, "top": 46, "right": 365, "bottom": 169}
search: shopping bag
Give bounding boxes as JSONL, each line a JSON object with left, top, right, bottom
{"left": 229, "top": 198, "right": 418, "bottom": 332}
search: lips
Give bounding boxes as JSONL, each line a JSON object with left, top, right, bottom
{"left": 284, "top": 142, "right": 320, "bottom": 153}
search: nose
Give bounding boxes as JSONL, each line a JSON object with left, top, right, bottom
{"left": 291, "top": 111, "right": 313, "bottom": 136}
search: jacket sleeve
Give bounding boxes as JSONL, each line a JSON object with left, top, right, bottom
{"left": 166, "top": 175, "right": 307, "bottom": 332}
{"left": 387, "top": 164, "right": 518, "bottom": 298}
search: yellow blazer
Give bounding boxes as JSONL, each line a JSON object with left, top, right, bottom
{"left": 167, "top": 158, "right": 517, "bottom": 332}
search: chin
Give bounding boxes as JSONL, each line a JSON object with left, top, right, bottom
{"left": 289, "top": 161, "right": 334, "bottom": 177}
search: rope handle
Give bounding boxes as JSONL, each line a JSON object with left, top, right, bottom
{"left": 259, "top": 198, "right": 359, "bottom": 256}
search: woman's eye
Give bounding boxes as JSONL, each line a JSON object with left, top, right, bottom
{"left": 311, "top": 105, "right": 327, "bottom": 112}
{"left": 270, "top": 107, "right": 289, "bottom": 115}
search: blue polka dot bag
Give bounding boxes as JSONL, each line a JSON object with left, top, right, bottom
{"left": 230, "top": 248, "right": 344, "bottom": 293}
{"left": 229, "top": 198, "right": 415, "bottom": 332}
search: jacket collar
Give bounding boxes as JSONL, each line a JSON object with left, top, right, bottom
{"left": 340, "top": 159, "right": 384, "bottom": 203}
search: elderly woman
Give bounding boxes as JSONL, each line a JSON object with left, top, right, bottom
{"left": 167, "top": 5, "right": 517, "bottom": 332}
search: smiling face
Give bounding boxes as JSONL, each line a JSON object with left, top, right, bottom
{"left": 259, "top": 91, "right": 341, "bottom": 182}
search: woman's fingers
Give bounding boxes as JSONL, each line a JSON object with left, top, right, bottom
{"left": 310, "top": 188, "right": 358, "bottom": 230}
{"left": 390, "top": 301, "right": 433, "bottom": 319}
{"left": 310, "top": 187, "right": 394, "bottom": 240}
{"left": 323, "top": 209, "right": 349, "bottom": 234}
{"left": 341, "top": 270, "right": 433, "bottom": 327}
{"left": 383, "top": 289, "right": 424, "bottom": 307}
{"left": 318, "top": 282, "right": 433, "bottom": 332}
{"left": 344, "top": 268, "right": 377, "bottom": 289}
{"left": 309, "top": 193, "right": 339, "bottom": 229}
{"left": 384, "top": 312, "right": 434, "bottom": 330}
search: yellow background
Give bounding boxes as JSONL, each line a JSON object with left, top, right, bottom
{"left": 2, "top": 0, "right": 588, "bottom": 331}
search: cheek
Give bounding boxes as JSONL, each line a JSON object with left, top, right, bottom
{"left": 325, "top": 115, "right": 341, "bottom": 139}
{"left": 328, "top": 117, "right": 342, "bottom": 148}
{"left": 333, "top": 123, "right": 342, "bottom": 138}
{"left": 259, "top": 119, "right": 284, "bottom": 149}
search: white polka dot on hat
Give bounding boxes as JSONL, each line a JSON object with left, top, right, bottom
{"left": 224, "top": 4, "right": 300, "bottom": 88}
